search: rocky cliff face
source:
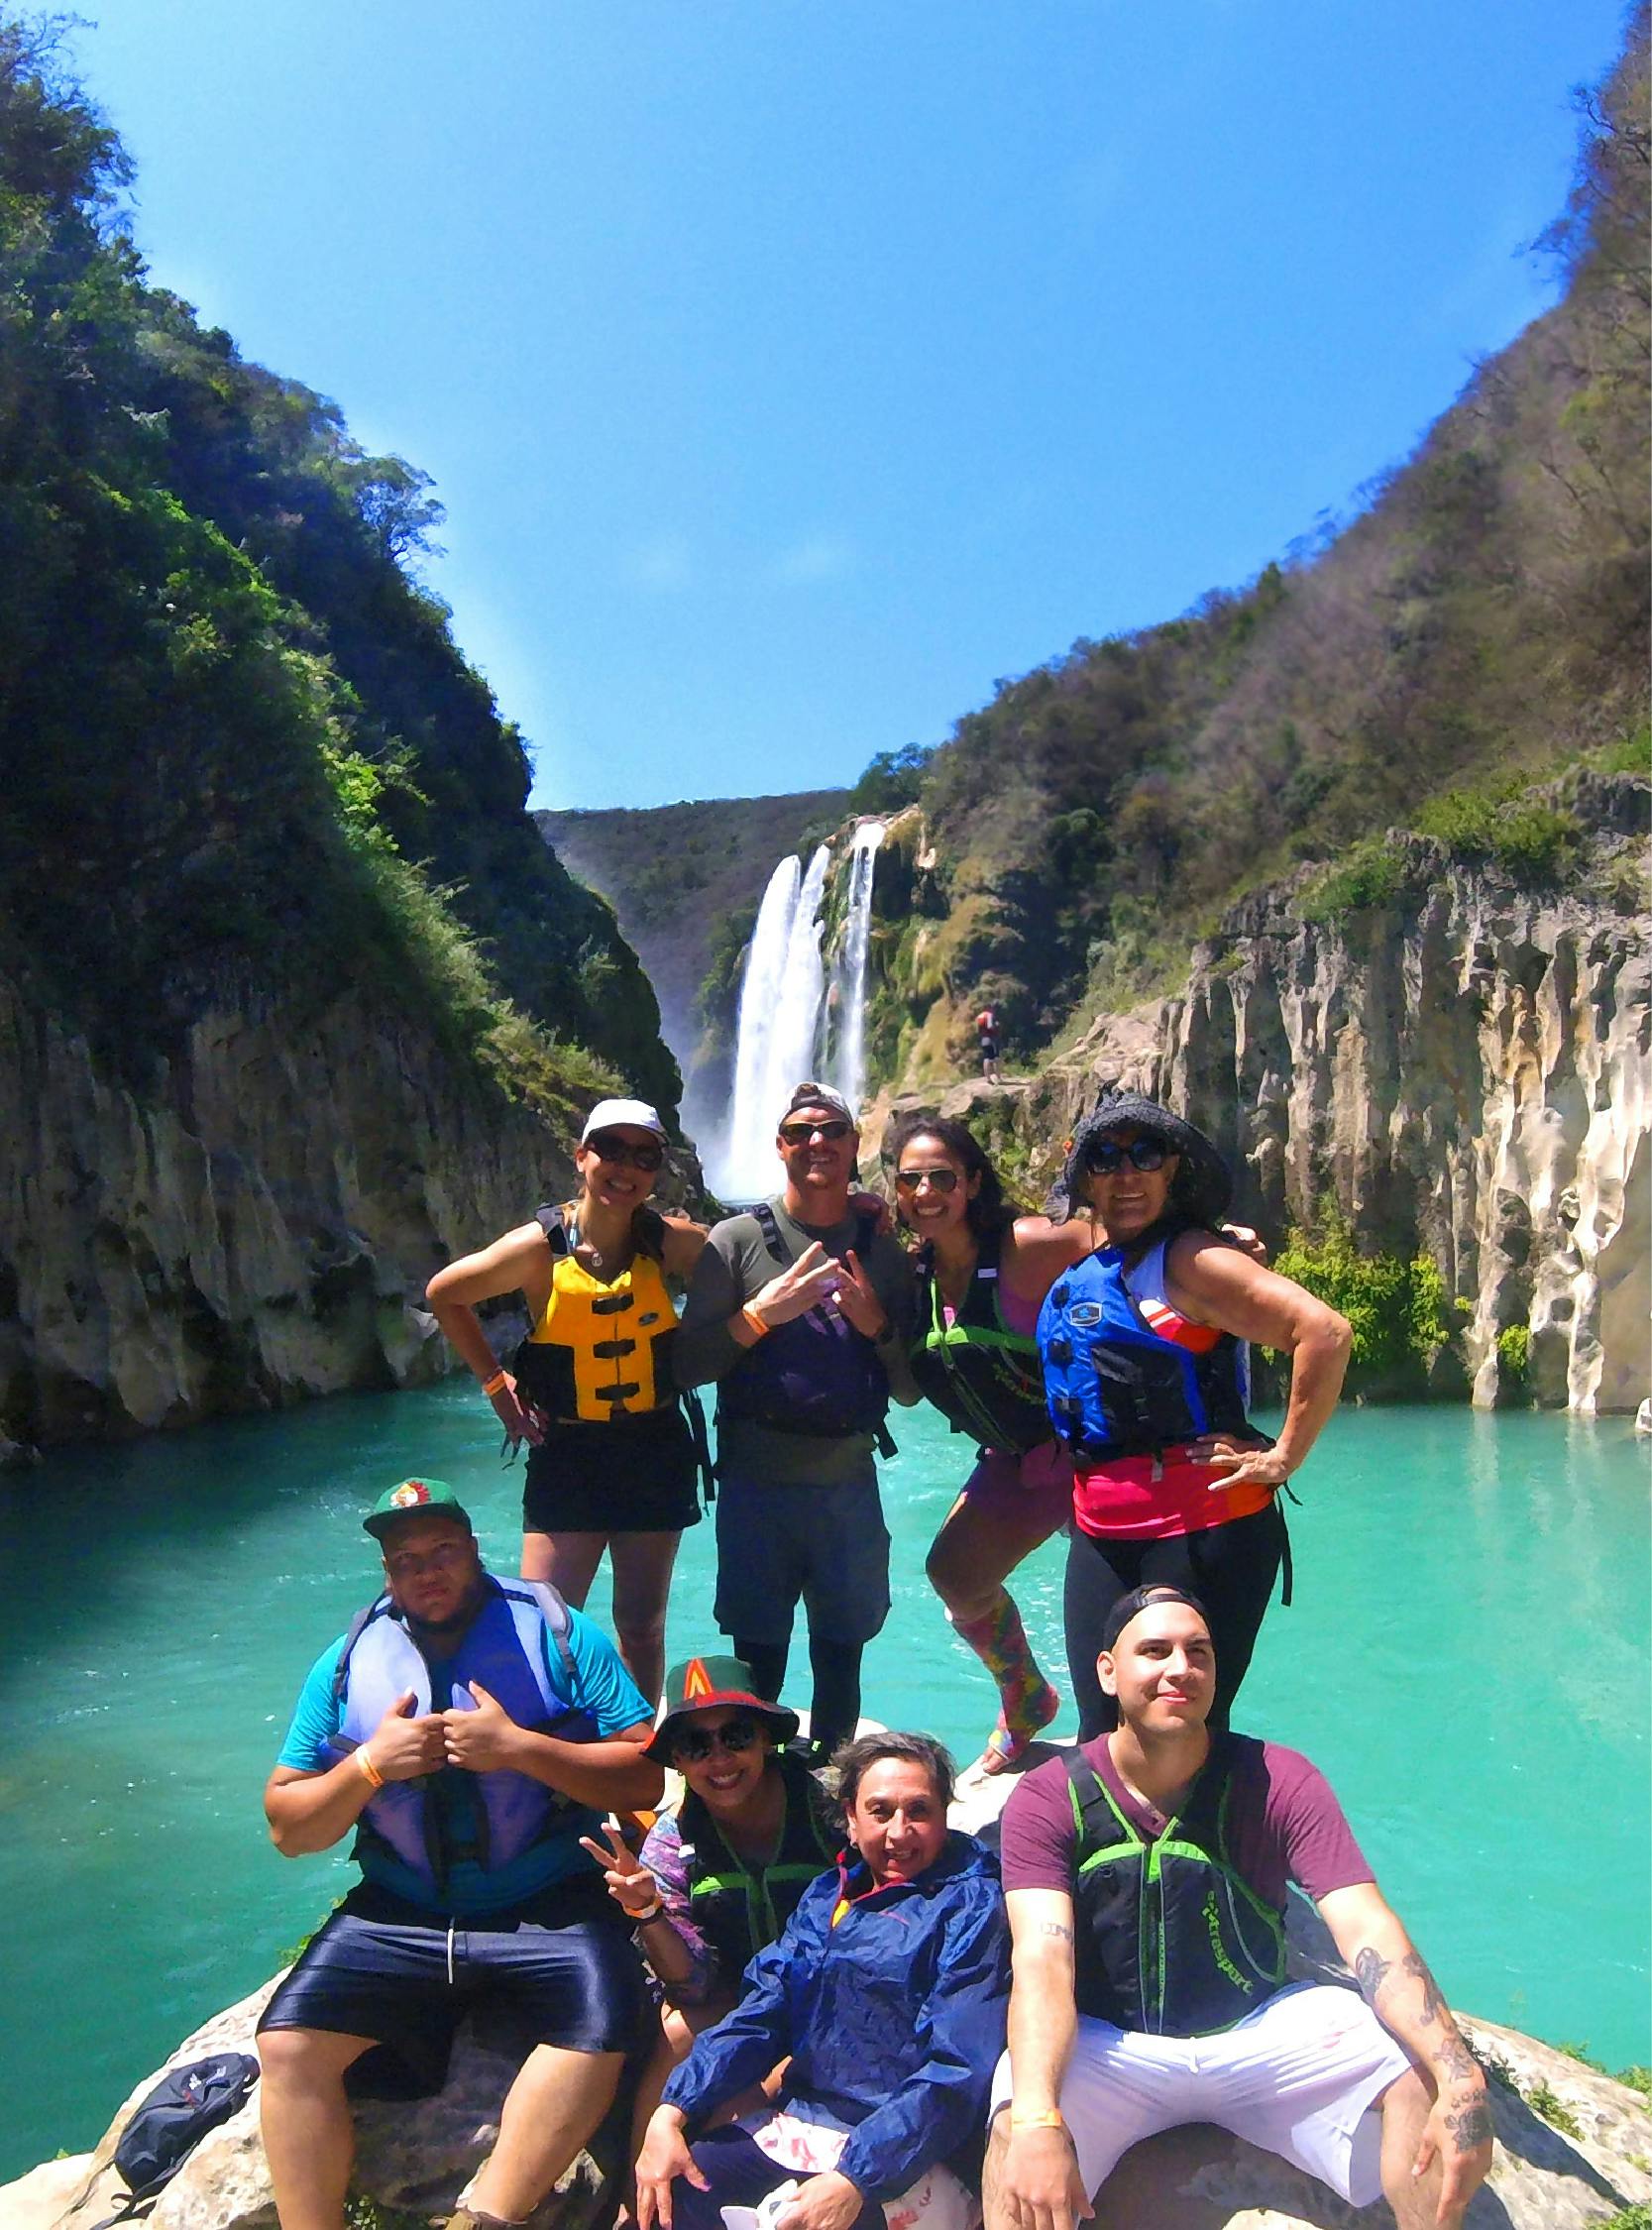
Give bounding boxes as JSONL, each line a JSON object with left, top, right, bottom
{"left": 0, "top": 975, "right": 592, "bottom": 1453}
{"left": 873, "top": 778, "right": 1649, "bottom": 1414}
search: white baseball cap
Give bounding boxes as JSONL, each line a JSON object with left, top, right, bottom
{"left": 581, "top": 1097, "right": 669, "bottom": 1143}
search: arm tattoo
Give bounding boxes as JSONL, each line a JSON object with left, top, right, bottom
{"left": 1038, "top": 1920, "right": 1074, "bottom": 1943}
{"left": 1400, "top": 1951, "right": 1450, "bottom": 2026}
{"left": 1354, "top": 1949, "right": 1391, "bottom": 2006}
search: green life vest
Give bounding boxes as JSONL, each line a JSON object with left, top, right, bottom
{"left": 679, "top": 1749, "right": 838, "bottom": 1987}
{"left": 909, "top": 1225, "right": 1050, "bottom": 1456}
{"left": 1067, "top": 1734, "right": 1287, "bottom": 2038}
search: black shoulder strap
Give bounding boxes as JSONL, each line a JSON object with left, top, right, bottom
{"left": 631, "top": 1205, "right": 667, "bottom": 1261}
{"left": 753, "top": 1200, "right": 790, "bottom": 1264}
{"left": 534, "top": 1203, "right": 573, "bottom": 1257}
{"left": 853, "top": 1206, "right": 881, "bottom": 1256}
{"left": 331, "top": 1595, "right": 393, "bottom": 1702}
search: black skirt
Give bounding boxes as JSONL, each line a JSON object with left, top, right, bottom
{"left": 522, "top": 1405, "right": 701, "bottom": 1535}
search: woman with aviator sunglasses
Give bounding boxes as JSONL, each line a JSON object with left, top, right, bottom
{"left": 1041, "top": 1090, "right": 1351, "bottom": 1738}
{"left": 426, "top": 1098, "right": 710, "bottom": 1705}
{"left": 581, "top": 1655, "right": 837, "bottom": 2159}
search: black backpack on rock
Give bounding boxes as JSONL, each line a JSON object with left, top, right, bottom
{"left": 91, "top": 2053, "right": 260, "bottom": 2225}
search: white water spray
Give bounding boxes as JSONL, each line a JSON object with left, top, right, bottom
{"left": 718, "top": 844, "right": 831, "bottom": 1196}
{"left": 830, "top": 822, "right": 886, "bottom": 1111}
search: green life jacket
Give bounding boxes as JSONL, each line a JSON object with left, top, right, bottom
{"left": 909, "top": 1225, "right": 1050, "bottom": 1456}
{"left": 679, "top": 1749, "right": 839, "bottom": 1986}
{"left": 1067, "top": 1734, "right": 1287, "bottom": 2037}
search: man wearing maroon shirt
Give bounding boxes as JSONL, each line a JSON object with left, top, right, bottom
{"left": 983, "top": 1586, "right": 1492, "bottom": 2230}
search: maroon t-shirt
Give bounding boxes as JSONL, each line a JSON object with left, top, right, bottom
{"left": 1000, "top": 1732, "right": 1374, "bottom": 1912}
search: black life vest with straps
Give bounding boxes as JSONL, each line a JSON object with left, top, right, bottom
{"left": 909, "top": 1223, "right": 1050, "bottom": 1456}
{"left": 1067, "top": 1734, "right": 1287, "bottom": 2037}
{"left": 716, "top": 1201, "right": 893, "bottom": 1446}
{"left": 678, "top": 1748, "right": 839, "bottom": 1986}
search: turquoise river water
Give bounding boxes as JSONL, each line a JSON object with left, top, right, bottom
{"left": 1, "top": 1388, "right": 1647, "bottom": 2179}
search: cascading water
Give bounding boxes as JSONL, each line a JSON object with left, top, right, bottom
{"left": 712, "top": 823, "right": 885, "bottom": 1200}
{"left": 830, "top": 821, "right": 885, "bottom": 1112}
{"left": 717, "top": 844, "right": 831, "bottom": 1196}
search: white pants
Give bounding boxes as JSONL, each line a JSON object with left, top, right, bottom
{"left": 990, "top": 1983, "right": 1411, "bottom": 2208}
{"left": 740, "top": 2108, "right": 979, "bottom": 2230}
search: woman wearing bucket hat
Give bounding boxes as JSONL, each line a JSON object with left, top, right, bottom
{"left": 426, "top": 1099, "right": 711, "bottom": 1706}
{"left": 581, "top": 1655, "right": 839, "bottom": 2159}
{"left": 1039, "top": 1089, "right": 1351, "bottom": 1739}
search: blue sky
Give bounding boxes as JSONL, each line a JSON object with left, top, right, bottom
{"left": 74, "top": 3, "right": 1628, "bottom": 810}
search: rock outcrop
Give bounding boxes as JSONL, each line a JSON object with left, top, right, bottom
{"left": 0, "top": 973, "right": 597, "bottom": 1451}
{"left": 871, "top": 779, "right": 1649, "bottom": 1413}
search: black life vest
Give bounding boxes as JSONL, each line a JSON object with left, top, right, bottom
{"left": 1038, "top": 1238, "right": 1258, "bottom": 1460}
{"left": 716, "top": 1202, "right": 893, "bottom": 1449}
{"left": 678, "top": 1749, "right": 839, "bottom": 1986}
{"left": 1067, "top": 1734, "right": 1287, "bottom": 2037}
{"left": 909, "top": 1225, "right": 1050, "bottom": 1456}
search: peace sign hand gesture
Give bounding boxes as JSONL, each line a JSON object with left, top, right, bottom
{"left": 578, "top": 1819, "right": 662, "bottom": 1921}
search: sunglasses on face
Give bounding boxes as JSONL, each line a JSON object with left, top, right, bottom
{"left": 672, "top": 1716, "right": 762, "bottom": 1763}
{"left": 779, "top": 1119, "right": 852, "bottom": 1147}
{"left": 586, "top": 1131, "right": 665, "bottom": 1172}
{"left": 1083, "top": 1137, "right": 1169, "bottom": 1175}
{"left": 894, "top": 1167, "right": 960, "bottom": 1193}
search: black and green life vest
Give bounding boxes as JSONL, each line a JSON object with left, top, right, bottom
{"left": 1067, "top": 1734, "right": 1287, "bottom": 2037}
{"left": 679, "top": 1749, "right": 839, "bottom": 1986}
{"left": 909, "top": 1225, "right": 1050, "bottom": 1456}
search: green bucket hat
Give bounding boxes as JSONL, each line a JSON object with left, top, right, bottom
{"left": 364, "top": 1478, "right": 475, "bottom": 1541}
{"left": 645, "top": 1653, "right": 801, "bottom": 1762}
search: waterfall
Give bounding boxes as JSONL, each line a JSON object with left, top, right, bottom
{"left": 713, "top": 825, "right": 884, "bottom": 1199}
{"left": 718, "top": 844, "right": 831, "bottom": 1197}
{"left": 830, "top": 821, "right": 886, "bottom": 1111}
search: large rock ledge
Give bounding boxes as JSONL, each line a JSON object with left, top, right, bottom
{"left": 8, "top": 1751, "right": 1649, "bottom": 2230}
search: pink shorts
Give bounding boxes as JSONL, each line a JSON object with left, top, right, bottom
{"left": 960, "top": 1442, "right": 1074, "bottom": 1534}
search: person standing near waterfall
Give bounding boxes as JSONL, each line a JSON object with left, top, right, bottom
{"left": 425, "top": 1098, "right": 709, "bottom": 1707}
{"left": 674, "top": 1081, "right": 920, "bottom": 1759}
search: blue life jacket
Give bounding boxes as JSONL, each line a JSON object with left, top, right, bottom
{"left": 1038, "top": 1237, "right": 1257, "bottom": 1460}
{"left": 716, "top": 1202, "right": 893, "bottom": 1448}
{"left": 321, "top": 1576, "right": 600, "bottom": 1905}
{"left": 1067, "top": 1734, "right": 1288, "bottom": 2036}
{"left": 909, "top": 1224, "right": 1050, "bottom": 1456}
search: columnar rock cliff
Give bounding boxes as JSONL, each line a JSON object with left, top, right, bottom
{"left": 977, "top": 777, "right": 1648, "bottom": 1413}
{"left": 0, "top": 975, "right": 583, "bottom": 1452}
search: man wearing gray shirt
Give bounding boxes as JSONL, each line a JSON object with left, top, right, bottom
{"left": 675, "top": 1082, "right": 918, "bottom": 1757}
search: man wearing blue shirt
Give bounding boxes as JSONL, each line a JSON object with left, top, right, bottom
{"left": 257, "top": 1479, "right": 662, "bottom": 2230}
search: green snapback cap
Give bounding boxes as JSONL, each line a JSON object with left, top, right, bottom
{"left": 364, "top": 1477, "right": 474, "bottom": 1540}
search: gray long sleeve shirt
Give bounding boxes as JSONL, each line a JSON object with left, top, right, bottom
{"left": 675, "top": 1196, "right": 918, "bottom": 1488}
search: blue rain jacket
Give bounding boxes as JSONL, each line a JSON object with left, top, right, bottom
{"left": 661, "top": 1831, "right": 1009, "bottom": 2200}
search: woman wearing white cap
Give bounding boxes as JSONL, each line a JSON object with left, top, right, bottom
{"left": 427, "top": 1098, "right": 710, "bottom": 1705}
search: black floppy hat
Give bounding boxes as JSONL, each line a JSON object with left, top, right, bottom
{"left": 1050, "top": 1089, "right": 1234, "bottom": 1228}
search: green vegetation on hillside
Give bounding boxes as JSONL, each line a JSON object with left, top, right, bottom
{"left": 0, "top": 19, "right": 672, "bottom": 1117}
{"left": 868, "top": 17, "right": 1649, "bottom": 1072}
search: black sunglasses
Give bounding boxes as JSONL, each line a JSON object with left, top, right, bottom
{"left": 779, "top": 1119, "right": 852, "bottom": 1146}
{"left": 1083, "top": 1137, "right": 1169, "bottom": 1175}
{"left": 585, "top": 1131, "right": 665, "bottom": 1172}
{"left": 895, "top": 1167, "right": 960, "bottom": 1193}
{"left": 672, "top": 1715, "right": 763, "bottom": 1763}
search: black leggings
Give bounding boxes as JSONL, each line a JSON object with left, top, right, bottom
{"left": 734, "top": 1633, "right": 865, "bottom": 1762}
{"left": 1063, "top": 1503, "right": 1287, "bottom": 1738}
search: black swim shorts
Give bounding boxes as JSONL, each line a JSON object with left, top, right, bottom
{"left": 522, "top": 1406, "right": 701, "bottom": 1536}
{"left": 257, "top": 1875, "right": 647, "bottom": 2098}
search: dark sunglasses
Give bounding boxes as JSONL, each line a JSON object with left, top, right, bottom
{"left": 894, "top": 1167, "right": 960, "bottom": 1193}
{"left": 672, "top": 1715, "right": 762, "bottom": 1763}
{"left": 779, "top": 1119, "right": 852, "bottom": 1146}
{"left": 1083, "top": 1137, "right": 1169, "bottom": 1175}
{"left": 585, "top": 1131, "right": 665, "bottom": 1172}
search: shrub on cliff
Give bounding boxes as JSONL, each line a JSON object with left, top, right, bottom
{"left": 1271, "top": 1219, "right": 1459, "bottom": 1393}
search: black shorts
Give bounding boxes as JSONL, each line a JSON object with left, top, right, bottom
{"left": 257, "top": 1875, "right": 647, "bottom": 2099}
{"left": 522, "top": 1407, "right": 701, "bottom": 1536}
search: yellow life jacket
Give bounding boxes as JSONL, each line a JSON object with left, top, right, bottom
{"left": 513, "top": 1204, "right": 680, "bottom": 1423}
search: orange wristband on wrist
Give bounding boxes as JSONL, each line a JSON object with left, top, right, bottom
{"left": 481, "top": 1369, "right": 508, "bottom": 1397}
{"left": 354, "top": 1745, "right": 385, "bottom": 1791}
{"left": 741, "top": 1304, "right": 771, "bottom": 1340}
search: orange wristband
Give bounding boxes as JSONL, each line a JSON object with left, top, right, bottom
{"left": 481, "top": 1369, "right": 509, "bottom": 1397}
{"left": 741, "top": 1304, "right": 771, "bottom": 1340}
{"left": 354, "top": 1745, "right": 385, "bottom": 1791}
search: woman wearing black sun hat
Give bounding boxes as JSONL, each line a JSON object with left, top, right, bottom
{"left": 1039, "top": 1089, "right": 1352, "bottom": 1739}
